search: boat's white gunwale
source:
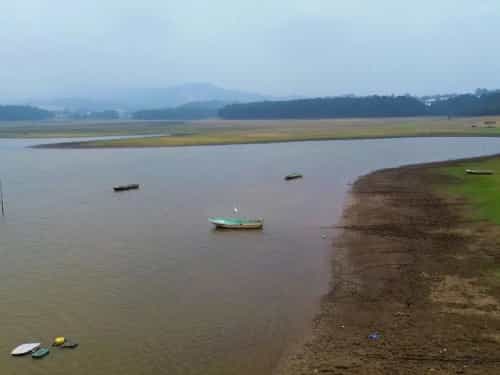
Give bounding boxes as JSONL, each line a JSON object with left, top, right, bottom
{"left": 11, "top": 343, "right": 41, "bottom": 356}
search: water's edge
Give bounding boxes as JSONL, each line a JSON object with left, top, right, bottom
{"left": 274, "top": 150, "right": 500, "bottom": 374}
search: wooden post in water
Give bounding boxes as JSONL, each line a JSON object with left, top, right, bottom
{"left": 0, "top": 179, "right": 4, "bottom": 216}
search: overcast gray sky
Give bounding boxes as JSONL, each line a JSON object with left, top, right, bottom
{"left": 1, "top": 0, "right": 499, "bottom": 99}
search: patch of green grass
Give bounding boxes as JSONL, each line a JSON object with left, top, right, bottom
{"left": 440, "top": 158, "right": 500, "bottom": 224}
{"left": 493, "top": 267, "right": 500, "bottom": 279}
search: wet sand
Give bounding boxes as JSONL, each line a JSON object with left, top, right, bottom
{"left": 277, "top": 158, "right": 500, "bottom": 374}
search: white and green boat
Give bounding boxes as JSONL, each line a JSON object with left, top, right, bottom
{"left": 209, "top": 217, "right": 263, "bottom": 229}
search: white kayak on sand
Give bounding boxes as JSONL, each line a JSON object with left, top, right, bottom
{"left": 11, "top": 343, "right": 41, "bottom": 356}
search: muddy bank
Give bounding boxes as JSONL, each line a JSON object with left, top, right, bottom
{"left": 277, "top": 161, "right": 500, "bottom": 374}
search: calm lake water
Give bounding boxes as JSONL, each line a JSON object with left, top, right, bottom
{"left": 1, "top": 137, "right": 500, "bottom": 375}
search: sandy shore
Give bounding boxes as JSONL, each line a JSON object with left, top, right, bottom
{"left": 276, "top": 160, "right": 500, "bottom": 374}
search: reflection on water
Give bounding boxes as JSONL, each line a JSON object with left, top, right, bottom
{"left": 0, "top": 137, "right": 499, "bottom": 375}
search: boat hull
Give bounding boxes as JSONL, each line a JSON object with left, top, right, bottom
{"left": 11, "top": 343, "right": 40, "bottom": 356}
{"left": 209, "top": 217, "right": 263, "bottom": 229}
{"left": 284, "top": 174, "right": 303, "bottom": 180}
{"left": 32, "top": 348, "right": 49, "bottom": 359}
{"left": 465, "top": 169, "right": 493, "bottom": 175}
{"left": 61, "top": 341, "right": 79, "bottom": 349}
{"left": 113, "top": 184, "right": 140, "bottom": 192}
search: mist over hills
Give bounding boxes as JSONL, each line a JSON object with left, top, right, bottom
{"left": 31, "top": 83, "right": 268, "bottom": 112}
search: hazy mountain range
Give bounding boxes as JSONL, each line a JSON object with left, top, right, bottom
{"left": 29, "top": 83, "right": 269, "bottom": 112}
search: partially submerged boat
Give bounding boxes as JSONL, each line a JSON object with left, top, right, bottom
{"left": 113, "top": 184, "right": 140, "bottom": 192}
{"left": 61, "top": 340, "right": 79, "bottom": 349}
{"left": 11, "top": 343, "right": 40, "bottom": 356}
{"left": 465, "top": 169, "right": 494, "bottom": 175}
{"left": 209, "top": 217, "right": 263, "bottom": 229}
{"left": 284, "top": 173, "right": 303, "bottom": 180}
{"left": 32, "top": 348, "right": 49, "bottom": 359}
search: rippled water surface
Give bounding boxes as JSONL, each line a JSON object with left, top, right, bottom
{"left": 1, "top": 137, "right": 500, "bottom": 375}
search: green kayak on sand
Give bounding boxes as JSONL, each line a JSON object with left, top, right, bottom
{"left": 32, "top": 348, "right": 49, "bottom": 359}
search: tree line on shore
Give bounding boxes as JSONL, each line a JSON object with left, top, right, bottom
{"left": 0, "top": 105, "right": 53, "bottom": 121}
{"left": 132, "top": 101, "right": 226, "bottom": 120}
{"left": 219, "top": 92, "right": 500, "bottom": 119}
{"left": 429, "top": 93, "right": 500, "bottom": 117}
{"left": 3, "top": 91, "right": 500, "bottom": 121}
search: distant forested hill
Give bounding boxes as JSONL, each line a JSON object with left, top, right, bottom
{"left": 0, "top": 105, "right": 53, "bottom": 121}
{"left": 133, "top": 101, "right": 229, "bottom": 120}
{"left": 219, "top": 96, "right": 427, "bottom": 119}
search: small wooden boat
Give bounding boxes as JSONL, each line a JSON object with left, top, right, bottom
{"left": 113, "top": 184, "right": 140, "bottom": 192}
{"left": 32, "top": 348, "right": 49, "bottom": 359}
{"left": 61, "top": 340, "right": 79, "bottom": 349}
{"left": 209, "top": 217, "right": 263, "bottom": 229}
{"left": 465, "top": 169, "right": 494, "bottom": 175}
{"left": 11, "top": 343, "right": 40, "bottom": 356}
{"left": 284, "top": 173, "right": 303, "bottom": 180}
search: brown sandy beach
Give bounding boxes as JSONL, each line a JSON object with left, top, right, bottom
{"left": 277, "top": 160, "right": 500, "bottom": 374}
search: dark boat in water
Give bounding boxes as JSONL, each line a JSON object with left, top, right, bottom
{"left": 284, "top": 173, "right": 303, "bottom": 180}
{"left": 113, "top": 184, "right": 140, "bottom": 192}
{"left": 61, "top": 340, "right": 79, "bottom": 349}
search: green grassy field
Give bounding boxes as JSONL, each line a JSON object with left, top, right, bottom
{"left": 441, "top": 158, "right": 500, "bottom": 224}
{"left": 28, "top": 116, "right": 500, "bottom": 147}
{"left": 439, "top": 158, "right": 500, "bottom": 284}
